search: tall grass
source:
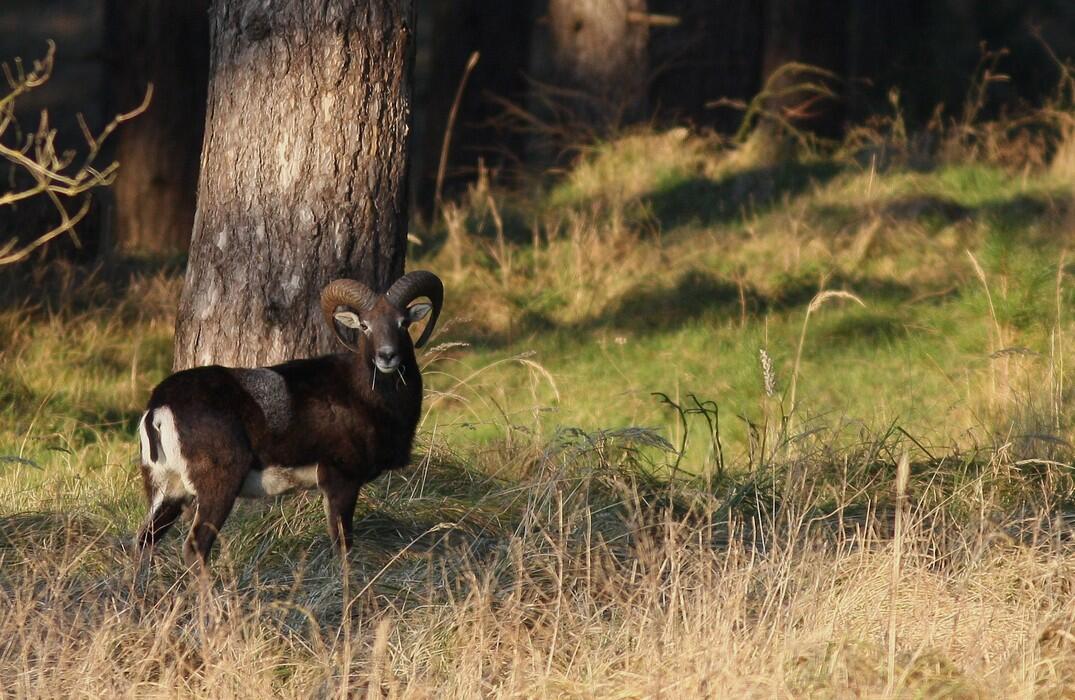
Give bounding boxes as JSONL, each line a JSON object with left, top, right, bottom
{"left": 2, "top": 429, "right": 1074, "bottom": 697}
{"left": 7, "top": 71, "right": 1075, "bottom": 693}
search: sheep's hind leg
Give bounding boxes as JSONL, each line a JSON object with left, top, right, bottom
{"left": 182, "top": 456, "right": 247, "bottom": 568}
{"left": 134, "top": 463, "right": 187, "bottom": 556}
{"left": 136, "top": 497, "right": 185, "bottom": 552}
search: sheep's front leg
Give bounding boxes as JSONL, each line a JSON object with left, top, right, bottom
{"left": 317, "top": 464, "right": 361, "bottom": 553}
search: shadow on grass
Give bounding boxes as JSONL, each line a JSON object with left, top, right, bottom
{"left": 452, "top": 268, "right": 920, "bottom": 350}
{"left": 350, "top": 509, "right": 501, "bottom": 560}
{"left": 450, "top": 269, "right": 920, "bottom": 352}
{"left": 810, "top": 191, "right": 1071, "bottom": 234}
{"left": 0, "top": 255, "right": 186, "bottom": 314}
{"left": 811, "top": 310, "right": 910, "bottom": 346}
{"left": 587, "top": 270, "right": 915, "bottom": 334}
{"left": 644, "top": 161, "right": 844, "bottom": 230}
{"left": 0, "top": 511, "right": 118, "bottom": 552}
{"left": 423, "top": 161, "right": 848, "bottom": 259}
{"left": 421, "top": 187, "right": 1072, "bottom": 350}
{"left": 980, "top": 193, "right": 1072, "bottom": 233}
{"left": 0, "top": 373, "right": 37, "bottom": 415}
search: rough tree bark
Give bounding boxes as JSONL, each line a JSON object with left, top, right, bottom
{"left": 106, "top": 0, "right": 210, "bottom": 254}
{"left": 173, "top": 0, "right": 415, "bottom": 370}
{"left": 546, "top": 0, "right": 649, "bottom": 129}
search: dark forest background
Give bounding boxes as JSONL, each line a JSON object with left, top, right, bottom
{"left": 3, "top": 0, "right": 1075, "bottom": 259}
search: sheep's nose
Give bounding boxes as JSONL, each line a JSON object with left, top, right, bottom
{"left": 376, "top": 347, "right": 398, "bottom": 364}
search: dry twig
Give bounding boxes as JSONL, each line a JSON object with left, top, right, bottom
{"left": 0, "top": 42, "right": 150, "bottom": 265}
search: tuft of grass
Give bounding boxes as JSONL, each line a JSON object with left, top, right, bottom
{"left": 1, "top": 426, "right": 1075, "bottom": 697}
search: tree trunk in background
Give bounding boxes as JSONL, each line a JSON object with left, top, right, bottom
{"left": 173, "top": 0, "right": 415, "bottom": 370}
{"left": 546, "top": 0, "right": 649, "bottom": 130}
{"left": 760, "top": 0, "right": 849, "bottom": 137}
{"left": 649, "top": 0, "right": 763, "bottom": 130}
{"left": 414, "top": 0, "right": 534, "bottom": 213}
{"left": 106, "top": 0, "right": 209, "bottom": 254}
{"left": 845, "top": 0, "right": 934, "bottom": 123}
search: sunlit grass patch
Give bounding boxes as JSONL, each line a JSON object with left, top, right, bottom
{"left": 3, "top": 129, "right": 1075, "bottom": 695}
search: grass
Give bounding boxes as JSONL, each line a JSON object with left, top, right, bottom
{"left": 430, "top": 135, "right": 1075, "bottom": 455}
{"left": 4, "top": 127, "right": 1075, "bottom": 696}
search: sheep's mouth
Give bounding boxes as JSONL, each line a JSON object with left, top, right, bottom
{"left": 374, "top": 359, "right": 400, "bottom": 374}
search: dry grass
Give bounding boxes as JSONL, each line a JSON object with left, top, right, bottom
{"left": 7, "top": 76, "right": 1075, "bottom": 694}
{"left": 2, "top": 440, "right": 1075, "bottom": 698}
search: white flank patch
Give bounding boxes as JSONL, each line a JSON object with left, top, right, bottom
{"left": 140, "top": 406, "right": 196, "bottom": 501}
{"left": 239, "top": 465, "right": 319, "bottom": 498}
{"left": 138, "top": 411, "right": 153, "bottom": 465}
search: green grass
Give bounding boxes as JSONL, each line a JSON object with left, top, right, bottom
{"left": 3, "top": 129, "right": 1075, "bottom": 696}
{"left": 4, "top": 131, "right": 1075, "bottom": 489}
{"left": 421, "top": 136, "right": 1075, "bottom": 463}
{"left": 3, "top": 129, "right": 1074, "bottom": 525}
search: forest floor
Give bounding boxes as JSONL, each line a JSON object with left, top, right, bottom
{"left": 3, "top": 128, "right": 1075, "bottom": 696}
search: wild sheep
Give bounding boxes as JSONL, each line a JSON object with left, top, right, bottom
{"left": 134, "top": 270, "right": 444, "bottom": 566}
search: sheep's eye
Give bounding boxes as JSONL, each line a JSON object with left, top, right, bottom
{"left": 358, "top": 321, "right": 370, "bottom": 333}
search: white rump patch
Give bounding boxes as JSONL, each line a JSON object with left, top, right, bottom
{"left": 239, "top": 465, "right": 319, "bottom": 498}
{"left": 232, "top": 368, "right": 292, "bottom": 433}
{"left": 139, "top": 407, "right": 195, "bottom": 501}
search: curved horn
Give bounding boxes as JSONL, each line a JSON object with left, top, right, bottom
{"left": 320, "top": 278, "right": 377, "bottom": 350}
{"left": 385, "top": 270, "right": 444, "bottom": 348}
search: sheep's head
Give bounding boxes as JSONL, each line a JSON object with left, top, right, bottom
{"left": 320, "top": 271, "right": 444, "bottom": 373}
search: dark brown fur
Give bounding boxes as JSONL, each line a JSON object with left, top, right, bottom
{"left": 136, "top": 297, "right": 425, "bottom": 566}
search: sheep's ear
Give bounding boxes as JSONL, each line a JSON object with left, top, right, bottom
{"left": 334, "top": 311, "right": 362, "bottom": 329}
{"left": 407, "top": 303, "right": 432, "bottom": 324}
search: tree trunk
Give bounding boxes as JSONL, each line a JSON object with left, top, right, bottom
{"left": 174, "top": 0, "right": 415, "bottom": 371}
{"left": 760, "top": 0, "right": 848, "bottom": 138}
{"left": 106, "top": 0, "right": 209, "bottom": 255}
{"left": 546, "top": 0, "right": 649, "bottom": 130}
{"left": 413, "top": 0, "right": 534, "bottom": 213}
{"left": 844, "top": 0, "right": 959, "bottom": 126}
{"left": 648, "top": 0, "right": 763, "bottom": 130}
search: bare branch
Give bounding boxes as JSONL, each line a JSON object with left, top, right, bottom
{"left": 0, "top": 44, "right": 150, "bottom": 265}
